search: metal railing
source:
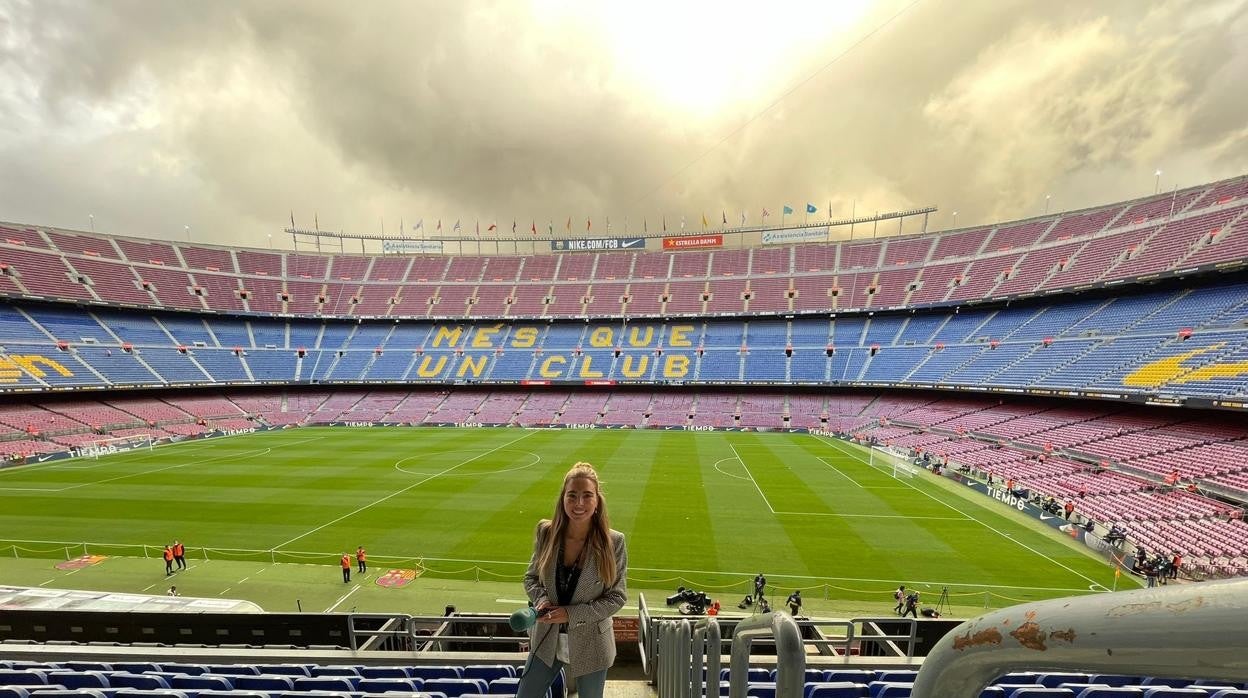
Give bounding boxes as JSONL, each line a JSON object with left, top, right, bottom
{"left": 910, "top": 578, "right": 1248, "bottom": 698}
{"left": 727, "top": 612, "right": 804, "bottom": 698}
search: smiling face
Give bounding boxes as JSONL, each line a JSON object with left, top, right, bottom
{"left": 562, "top": 477, "right": 599, "bottom": 526}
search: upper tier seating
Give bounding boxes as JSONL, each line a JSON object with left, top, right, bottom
{"left": 3, "top": 175, "right": 1247, "bottom": 320}
{"left": 4, "top": 278, "right": 1248, "bottom": 401}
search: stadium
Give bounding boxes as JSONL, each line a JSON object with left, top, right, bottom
{"left": 2, "top": 2, "right": 1247, "bottom": 698}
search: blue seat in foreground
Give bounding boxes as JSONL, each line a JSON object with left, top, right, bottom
{"left": 0, "top": 672, "right": 47, "bottom": 687}
{"left": 1010, "top": 688, "right": 1075, "bottom": 698}
{"left": 233, "top": 676, "right": 294, "bottom": 692}
{"left": 292, "top": 677, "right": 357, "bottom": 692}
{"left": 462, "top": 667, "right": 516, "bottom": 683}
{"left": 357, "top": 678, "right": 420, "bottom": 693}
{"left": 1078, "top": 689, "right": 1146, "bottom": 698}
{"left": 424, "top": 679, "right": 489, "bottom": 698}
{"left": 807, "top": 682, "right": 869, "bottom": 698}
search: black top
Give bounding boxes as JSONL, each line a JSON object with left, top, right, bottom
{"left": 555, "top": 541, "right": 583, "bottom": 607}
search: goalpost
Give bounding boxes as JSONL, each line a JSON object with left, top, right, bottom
{"left": 81, "top": 435, "right": 155, "bottom": 459}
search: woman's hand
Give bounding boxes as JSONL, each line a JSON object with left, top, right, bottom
{"left": 536, "top": 605, "right": 569, "bottom": 624}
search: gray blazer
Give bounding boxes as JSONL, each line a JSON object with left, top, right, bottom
{"left": 522, "top": 523, "right": 628, "bottom": 679}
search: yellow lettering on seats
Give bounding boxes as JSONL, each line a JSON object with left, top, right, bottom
{"left": 415, "top": 355, "right": 447, "bottom": 377}
{"left": 431, "top": 326, "right": 463, "bottom": 348}
{"left": 511, "top": 327, "right": 539, "bottom": 348}
{"left": 668, "top": 325, "right": 694, "bottom": 347}
{"left": 457, "top": 355, "right": 487, "bottom": 378}
{"left": 540, "top": 356, "right": 567, "bottom": 378}
{"left": 663, "top": 355, "right": 690, "bottom": 378}
{"left": 620, "top": 355, "right": 649, "bottom": 378}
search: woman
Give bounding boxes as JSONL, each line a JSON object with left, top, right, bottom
{"left": 518, "top": 463, "right": 628, "bottom": 698}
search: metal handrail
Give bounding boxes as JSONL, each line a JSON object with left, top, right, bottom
{"left": 910, "top": 579, "right": 1248, "bottom": 698}
{"left": 728, "top": 612, "right": 804, "bottom": 698}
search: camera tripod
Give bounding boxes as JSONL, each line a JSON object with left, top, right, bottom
{"left": 935, "top": 586, "right": 950, "bottom": 615}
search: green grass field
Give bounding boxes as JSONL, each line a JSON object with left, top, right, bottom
{"left": 0, "top": 427, "right": 1136, "bottom": 617}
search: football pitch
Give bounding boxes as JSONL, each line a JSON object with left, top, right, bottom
{"left": 0, "top": 427, "right": 1136, "bottom": 617}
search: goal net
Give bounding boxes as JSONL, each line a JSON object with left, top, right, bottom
{"left": 81, "top": 435, "right": 155, "bottom": 459}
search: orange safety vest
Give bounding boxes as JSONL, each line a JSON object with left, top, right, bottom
{"left": 340, "top": 555, "right": 350, "bottom": 569}
{"left": 173, "top": 543, "right": 184, "bottom": 557}
{"left": 163, "top": 548, "right": 173, "bottom": 561}
{"left": 357, "top": 549, "right": 366, "bottom": 562}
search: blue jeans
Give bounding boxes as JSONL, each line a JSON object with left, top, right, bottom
{"left": 516, "top": 654, "right": 607, "bottom": 698}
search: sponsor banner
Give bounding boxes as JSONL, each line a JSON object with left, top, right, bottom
{"left": 382, "top": 240, "right": 444, "bottom": 254}
{"left": 583, "top": 380, "right": 616, "bottom": 386}
{"left": 551, "top": 237, "right": 646, "bottom": 252}
{"left": 762, "top": 227, "right": 829, "bottom": 245}
{"left": 662, "top": 234, "right": 722, "bottom": 250}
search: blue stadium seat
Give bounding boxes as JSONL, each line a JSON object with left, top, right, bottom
{"left": 357, "top": 668, "right": 412, "bottom": 680}
{"left": 980, "top": 688, "right": 1006, "bottom": 698}
{"left": 253, "top": 666, "right": 311, "bottom": 678}
{"left": 167, "top": 675, "right": 233, "bottom": 691}
{"left": 356, "top": 679, "right": 421, "bottom": 693}
{"left": 232, "top": 676, "right": 295, "bottom": 691}
{"left": 0, "top": 672, "right": 49, "bottom": 687}
{"left": 411, "top": 668, "right": 463, "bottom": 681}
{"left": 1142, "top": 689, "right": 1211, "bottom": 698}
{"left": 110, "top": 691, "right": 186, "bottom": 698}
{"left": 43, "top": 673, "right": 108, "bottom": 690}
{"left": 1210, "top": 691, "right": 1248, "bottom": 698}
{"left": 875, "top": 672, "right": 918, "bottom": 685}
{"left": 461, "top": 667, "right": 516, "bottom": 683}
{"left": 1077, "top": 688, "right": 1145, "bottom": 698}
{"left": 308, "top": 667, "right": 359, "bottom": 679}
{"left": 1039, "top": 676, "right": 1093, "bottom": 689}
{"left": 747, "top": 682, "right": 776, "bottom": 698}
{"left": 196, "top": 692, "right": 268, "bottom": 698}
{"left": 806, "top": 682, "right": 869, "bottom": 698}
{"left": 22, "top": 692, "right": 104, "bottom": 698}
{"left": 868, "top": 683, "right": 912, "bottom": 698}
{"left": 1089, "top": 678, "right": 1140, "bottom": 688}
{"left": 292, "top": 677, "right": 358, "bottom": 692}
{"left": 0, "top": 689, "right": 27, "bottom": 698}
{"left": 423, "top": 679, "right": 489, "bottom": 698}
{"left": 488, "top": 678, "right": 522, "bottom": 695}
{"left": 825, "top": 672, "right": 876, "bottom": 685}
{"left": 110, "top": 667, "right": 159, "bottom": 677}
{"left": 107, "top": 675, "right": 170, "bottom": 691}
{"left": 1009, "top": 688, "right": 1075, "bottom": 698}
{"left": 59, "top": 666, "right": 110, "bottom": 675}
{"left": 154, "top": 666, "right": 205, "bottom": 678}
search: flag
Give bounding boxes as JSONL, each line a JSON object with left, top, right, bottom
{"left": 662, "top": 216, "right": 666, "bottom": 231}
{"left": 511, "top": 220, "right": 516, "bottom": 234}
{"left": 566, "top": 216, "right": 572, "bottom": 233}
{"left": 783, "top": 205, "right": 794, "bottom": 215}
{"left": 548, "top": 220, "right": 554, "bottom": 235}
{"left": 740, "top": 211, "right": 746, "bottom": 225}
{"left": 414, "top": 219, "right": 423, "bottom": 231}
{"left": 1114, "top": 566, "right": 1121, "bottom": 579}
{"left": 722, "top": 211, "right": 727, "bottom": 225}
{"left": 680, "top": 216, "right": 686, "bottom": 231}
{"left": 644, "top": 218, "right": 648, "bottom": 233}
{"left": 453, "top": 219, "right": 461, "bottom": 232}
{"left": 807, "top": 203, "right": 817, "bottom": 214}
{"left": 437, "top": 219, "right": 442, "bottom": 231}
{"left": 290, "top": 211, "right": 295, "bottom": 228}
{"left": 586, "top": 217, "right": 591, "bottom": 231}
{"left": 487, "top": 222, "right": 497, "bottom": 232}
{"left": 531, "top": 221, "right": 537, "bottom": 235}
{"left": 762, "top": 208, "right": 771, "bottom": 218}
{"left": 314, "top": 213, "right": 318, "bottom": 229}
{"left": 606, "top": 216, "right": 611, "bottom": 233}
{"left": 475, "top": 221, "right": 480, "bottom": 236}
{"left": 701, "top": 212, "right": 708, "bottom": 229}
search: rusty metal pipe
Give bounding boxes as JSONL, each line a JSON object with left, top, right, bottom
{"left": 911, "top": 579, "right": 1248, "bottom": 698}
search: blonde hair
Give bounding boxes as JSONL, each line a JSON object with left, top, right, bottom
{"left": 536, "top": 462, "right": 617, "bottom": 588}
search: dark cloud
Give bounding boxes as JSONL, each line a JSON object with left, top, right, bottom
{"left": 0, "top": 0, "right": 1245, "bottom": 246}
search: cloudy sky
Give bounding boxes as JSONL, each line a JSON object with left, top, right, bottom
{"left": 1, "top": 0, "right": 1246, "bottom": 249}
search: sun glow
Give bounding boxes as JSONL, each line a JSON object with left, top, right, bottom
{"left": 533, "top": 0, "right": 873, "bottom": 118}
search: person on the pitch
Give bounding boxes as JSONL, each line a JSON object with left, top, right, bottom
{"left": 786, "top": 590, "right": 802, "bottom": 616}
{"left": 754, "top": 572, "right": 767, "bottom": 601}
{"left": 356, "top": 546, "right": 367, "bottom": 574}
{"left": 340, "top": 553, "right": 351, "bottom": 583}
{"left": 173, "top": 540, "right": 186, "bottom": 570}
{"left": 163, "top": 545, "right": 174, "bottom": 576}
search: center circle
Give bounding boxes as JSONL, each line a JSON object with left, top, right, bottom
{"left": 394, "top": 448, "right": 542, "bottom": 477}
